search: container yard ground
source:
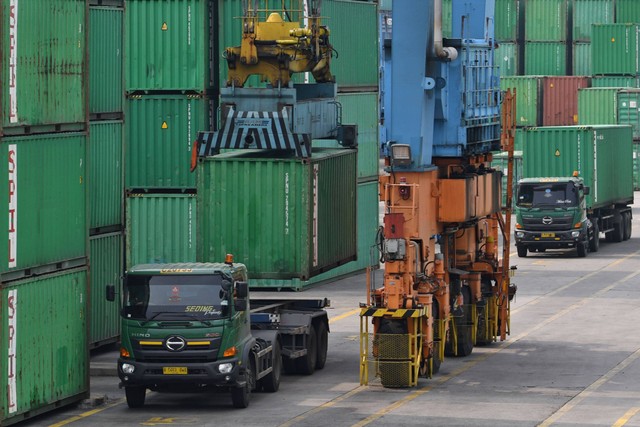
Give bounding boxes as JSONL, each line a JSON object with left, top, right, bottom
{"left": 17, "top": 191, "right": 640, "bottom": 426}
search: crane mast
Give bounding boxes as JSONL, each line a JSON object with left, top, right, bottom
{"left": 360, "top": 0, "right": 517, "bottom": 387}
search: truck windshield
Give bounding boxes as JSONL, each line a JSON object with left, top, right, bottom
{"left": 123, "top": 274, "right": 230, "bottom": 321}
{"left": 517, "top": 182, "right": 579, "bottom": 208}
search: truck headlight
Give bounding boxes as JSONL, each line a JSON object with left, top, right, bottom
{"left": 571, "top": 231, "right": 580, "bottom": 238}
{"left": 122, "top": 363, "right": 135, "bottom": 374}
{"left": 515, "top": 231, "right": 524, "bottom": 238}
{"left": 218, "top": 363, "right": 234, "bottom": 374}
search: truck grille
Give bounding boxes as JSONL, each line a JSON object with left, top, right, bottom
{"left": 132, "top": 337, "right": 221, "bottom": 362}
{"left": 521, "top": 215, "right": 574, "bottom": 231}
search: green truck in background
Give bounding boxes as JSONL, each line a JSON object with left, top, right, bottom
{"left": 514, "top": 125, "right": 634, "bottom": 258}
{"left": 106, "top": 260, "right": 329, "bottom": 408}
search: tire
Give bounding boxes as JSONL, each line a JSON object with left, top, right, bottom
{"left": 231, "top": 357, "right": 255, "bottom": 408}
{"left": 125, "top": 386, "right": 146, "bottom": 408}
{"left": 315, "top": 322, "right": 328, "bottom": 370}
{"left": 628, "top": 212, "right": 633, "bottom": 239}
{"left": 517, "top": 245, "right": 527, "bottom": 258}
{"left": 589, "top": 221, "right": 599, "bottom": 252}
{"left": 623, "top": 212, "right": 631, "bottom": 241}
{"left": 613, "top": 218, "right": 624, "bottom": 242}
{"left": 577, "top": 241, "right": 587, "bottom": 257}
{"left": 295, "top": 325, "right": 317, "bottom": 375}
{"left": 260, "top": 342, "right": 281, "bottom": 393}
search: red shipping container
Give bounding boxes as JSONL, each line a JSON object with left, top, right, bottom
{"left": 542, "top": 76, "right": 591, "bottom": 126}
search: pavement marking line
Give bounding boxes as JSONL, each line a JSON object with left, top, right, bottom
{"left": 350, "top": 269, "right": 640, "bottom": 427}
{"left": 48, "top": 399, "right": 125, "bottom": 427}
{"left": 613, "top": 407, "right": 640, "bottom": 427}
{"left": 330, "top": 308, "right": 360, "bottom": 324}
{"left": 278, "top": 386, "right": 366, "bottom": 427}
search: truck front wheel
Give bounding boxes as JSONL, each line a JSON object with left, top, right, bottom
{"left": 577, "top": 241, "right": 588, "bottom": 257}
{"left": 231, "top": 358, "right": 255, "bottom": 408}
{"left": 125, "top": 386, "right": 146, "bottom": 408}
{"left": 589, "top": 222, "right": 600, "bottom": 252}
{"left": 517, "top": 246, "right": 527, "bottom": 258}
{"left": 259, "top": 342, "right": 281, "bottom": 393}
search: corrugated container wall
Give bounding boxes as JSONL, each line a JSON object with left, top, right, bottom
{"left": 0, "top": 133, "right": 87, "bottom": 275}
{"left": 90, "top": 121, "right": 123, "bottom": 230}
{"left": 521, "top": 125, "right": 634, "bottom": 208}
{"left": 496, "top": 42, "right": 518, "bottom": 77}
{"left": 495, "top": 0, "right": 520, "bottom": 41}
{"left": 542, "top": 76, "right": 591, "bottom": 126}
{"left": 592, "top": 24, "right": 640, "bottom": 75}
{"left": 634, "top": 142, "right": 640, "bottom": 190}
{"left": 313, "top": 92, "right": 379, "bottom": 179}
{"left": 197, "top": 149, "right": 357, "bottom": 281}
{"left": 126, "top": 0, "right": 211, "bottom": 92}
{"left": 572, "top": 0, "right": 614, "bottom": 41}
{"left": 524, "top": 42, "right": 567, "bottom": 76}
{"left": 616, "top": 0, "right": 640, "bottom": 24}
{"left": 89, "top": 232, "right": 122, "bottom": 347}
{"left": 578, "top": 88, "right": 640, "bottom": 140}
{"left": 248, "top": 179, "right": 379, "bottom": 290}
{"left": 1, "top": 0, "right": 86, "bottom": 133}
{"left": 126, "top": 95, "right": 210, "bottom": 189}
{"left": 500, "top": 76, "right": 542, "bottom": 126}
{"left": 1, "top": 268, "right": 88, "bottom": 425}
{"left": 125, "top": 194, "right": 197, "bottom": 269}
{"left": 524, "top": 0, "right": 568, "bottom": 41}
{"left": 591, "top": 76, "right": 640, "bottom": 88}
{"left": 89, "top": 6, "right": 123, "bottom": 116}
{"left": 573, "top": 42, "right": 592, "bottom": 76}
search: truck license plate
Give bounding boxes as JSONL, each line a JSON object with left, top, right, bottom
{"left": 163, "top": 367, "right": 187, "bottom": 375}
{"left": 541, "top": 232, "right": 555, "bottom": 238}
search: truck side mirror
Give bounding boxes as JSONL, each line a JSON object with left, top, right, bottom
{"left": 106, "top": 284, "right": 116, "bottom": 302}
{"left": 583, "top": 186, "right": 590, "bottom": 196}
{"left": 235, "top": 281, "right": 248, "bottom": 298}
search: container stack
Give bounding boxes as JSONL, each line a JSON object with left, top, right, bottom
{"left": 88, "top": 0, "right": 124, "bottom": 349}
{"left": 1, "top": 0, "right": 89, "bottom": 424}
{"left": 124, "top": 0, "right": 211, "bottom": 269}
{"left": 495, "top": 0, "right": 521, "bottom": 77}
{"left": 571, "top": 0, "right": 614, "bottom": 76}
{"left": 524, "top": 0, "right": 569, "bottom": 75}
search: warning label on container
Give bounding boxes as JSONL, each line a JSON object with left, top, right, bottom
{"left": 8, "top": 289, "right": 17, "bottom": 413}
{"left": 162, "top": 121, "right": 168, "bottom": 129}
{"left": 8, "top": 144, "right": 17, "bottom": 269}
{"left": 9, "top": 0, "right": 18, "bottom": 123}
{"left": 161, "top": 22, "right": 168, "bottom": 31}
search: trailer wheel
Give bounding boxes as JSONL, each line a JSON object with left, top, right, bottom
{"left": 589, "top": 222, "right": 599, "bottom": 252}
{"left": 623, "top": 212, "right": 632, "bottom": 241}
{"left": 231, "top": 357, "right": 255, "bottom": 408}
{"left": 315, "top": 321, "right": 328, "bottom": 370}
{"left": 260, "top": 342, "right": 281, "bottom": 393}
{"left": 125, "top": 386, "right": 146, "bottom": 408}
{"left": 296, "top": 325, "right": 317, "bottom": 375}
{"left": 517, "top": 246, "right": 527, "bottom": 258}
{"left": 627, "top": 212, "right": 633, "bottom": 239}
{"left": 611, "top": 217, "right": 624, "bottom": 242}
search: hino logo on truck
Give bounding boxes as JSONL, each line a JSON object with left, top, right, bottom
{"left": 542, "top": 216, "right": 553, "bottom": 225}
{"left": 8, "top": 144, "right": 17, "bottom": 268}
{"left": 165, "top": 336, "right": 187, "bottom": 351}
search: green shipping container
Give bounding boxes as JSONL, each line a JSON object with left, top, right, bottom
{"left": 500, "top": 76, "right": 543, "bottom": 126}
{"left": 573, "top": 42, "right": 592, "bottom": 76}
{"left": 89, "top": 232, "right": 122, "bottom": 348}
{"left": 495, "top": 0, "right": 520, "bottom": 41}
{"left": 197, "top": 149, "right": 357, "bottom": 281}
{"left": 217, "top": 0, "right": 377, "bottom": 90}
{"left": 592, "top": 24, "right": 640, "bottom": 75}
{"left": 1, "top": 268, "right": 88, "bottom": 425}
{"left": 90, "top": 121, "right": 123, "bottom": 230}
{"left": 521, "top": 125, "right": 633, "bottom": 208}
{"left": 577, "top": 88, "right": 640, "bottom": 140}
{"left": 572, "top": 0, "right": 614, "bottom": 41}
{"left": 126, "top": 0, "right": 211, "bottom": 92}
{"left": 591, "top": 76, "right": 640, "bottom": 88}
{"left": 0, "top": 133, "right": 87, "bottom": 275}
{"left": 491, "top": 151, "right": 523, "bottom": 207}
{"left": 524, "top": 0, "right": 568, "bottom": 41}
{"left": 524, "top": 42, "right": 567, "bottom": 76}
{"left": 496, "top": 42, "right": 518, "bottom": 77}
{"left": 634, "top": 143, "right": 640, "bottom": 190}
{"left": 249, "top": 179, "right": 379, "bottom": 290}
{"left": 1, "top": 0, "right": 86, "bottom": 133}
{"left": 616, "top": 0, "right": 640, "bottom": 24}
{"left": 313, "top": 92, "right": 379, "bottom": 179}
{"left": 126, "top": 95, "right": 209, "bottom": 189}
{"left": 125, "top": 193, "right": 197, "bottom": 269}
{"left": 89, "top": 6, "right": 123, "bottom": 115}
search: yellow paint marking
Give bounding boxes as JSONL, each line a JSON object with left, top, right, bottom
{"left": 139, "top": 341, "right": 163, "bottom": 346}
{"left": 48, "top": 399, "right": 124, "bottom": 427}
{"left": 329, "top": 309, "right": 360, "bottom": 324}
{"left": 278, "top": 386, "right": 366, "bottom": 427}
{"left": 613, "top": 407, "right": 640, "bottom": 427}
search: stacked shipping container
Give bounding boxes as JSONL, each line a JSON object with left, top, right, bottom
{"left": 524, "top": 0, "right": 568, "bottom": 75}
{"left": 0, "top": 0, "right": 90, "bottom": 423}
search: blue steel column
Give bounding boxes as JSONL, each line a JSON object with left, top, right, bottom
{"left": 389, "top": 0, "right": 435, "bottom": 170}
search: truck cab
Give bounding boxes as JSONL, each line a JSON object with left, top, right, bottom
{"left": 514, "top": 177, "right": 594, "bottom": 257}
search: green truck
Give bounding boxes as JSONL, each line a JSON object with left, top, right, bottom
{"left": 514, "top": 125, "right": 634, "bottom": 257}
{"left": 106, "top": 261, "right": 329, "bottom": 408}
